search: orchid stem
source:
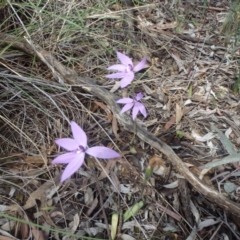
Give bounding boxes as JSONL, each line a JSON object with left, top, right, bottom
{"left": 130, "top": 121, "right": 137, "bottom": 145}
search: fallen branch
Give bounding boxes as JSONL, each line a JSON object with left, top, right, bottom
{"left": 1, "top": 33, "right": 240, "bottom": 215}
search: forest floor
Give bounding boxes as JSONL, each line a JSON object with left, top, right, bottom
{"left": 0, "top": 0, "right": 240, "bottom": 239}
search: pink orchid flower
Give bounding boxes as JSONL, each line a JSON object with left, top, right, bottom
{"left": 116, "top": 93, "right": 147, "bottom": 120}
{"left": 52, "top": 121, "right": 120, "bottom": 182}
{"left": 106, "top": 52, "right": 147, "bottom": 88}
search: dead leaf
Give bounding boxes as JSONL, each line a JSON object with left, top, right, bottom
{"left": 0, "top": 204, "right": 19, "bottom": 212}
{"left": 23, "top": 156, "right": 45, "bottom": 164}
{"left": 110, "top": 81, "right": 121, "bottom": 92}
{"left": 163, "top": 180, "right": 178, "bottom": 188}
{"left": 191, "top": 130, "right": 215, "bottom": 142}
{"left": 98, "top": 159, "right": 117, "bottom": 180}
{"left": 50, "top": 211, "right": 64, "bottom": 218}
{"left": 194, "top": 71, "right": 207, "bottom": 78}
{"left": 31, "top": 226, "right": 45, "bottom": 240}
{"left": 69, "top": 213, "right": 80, "bottom": 233}
{"left": 175, "top": 104, "right": 183, "bottom": 124}
{"left": 155, "top": 21, "right": 177, "bottom": 30}
{"left": 164, "top": 115, "right": 177, "bottom": 130}
{"left": 1, "top": 221, "right": 16, "bottom": 231}
{"left": 165, "top": 107, "right": 193, "bottom": 130}
{"left": 112, "top": 184, "right": 139, "bottom": 194}
{"left": 110, "top": 171, "right": 121, "bottom": 193}
{"left": 143, "top": 118, "right": 158, "bottom": 127}
{"left": 23, "top": 175, "right": 60, "bottom": 228}
{"left": 137, "top": 15, "right": 154, "bottom": 28}
{"left": 112, "top": 116, "right": 121, "bottom": 142}
{"left": 165, "top": 99, "right": 172, "bottom": 111}
{"left": 118, "top": 234, "right": 136, "bottom": 240}
{"left": 142, "top": 84, "right": 153, "bottom": 94}
{"left": 199, "top": 168, "right": 212, "bottom": 180}
{"left": 86, "top": 198, "right": 98, "bottom": 217}
{"left": 84, "top": 187, "right": 94, "bottom": 207}
{"left": 23, "top": 181, "right": 54, "bottom": 210}
{"left": 170, "top": 49, "right": 186, "bottom": 73}
{"left": 116, "top": 155, "right": 139, "bottom": 177}
{"left": 0, "top": 236, "right": 16, "bottom": 240}
{"left": 197, "top": 218, "right": 221, "bottom": 231}
{"left": 21, "top": 222, "right": 29, "bottom": 239}
{"left": 84, "top": 226, "right": 103, "bottom": 237}
{"left": 94, "top": 101, "right": 112, "bottom": 122}
{"left": 155, "top": 202, "right": 181, "bottom": 221}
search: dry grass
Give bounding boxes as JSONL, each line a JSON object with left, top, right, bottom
{"left": 0, "top": 0, "right": 240, "bottom": 239}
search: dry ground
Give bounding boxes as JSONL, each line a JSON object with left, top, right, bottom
{"left": 0, "top": 0, "right": 240, "bottom": 239}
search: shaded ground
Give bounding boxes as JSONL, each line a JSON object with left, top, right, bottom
{"left": 0, "top": 0, "right": 240, "bottom": 239}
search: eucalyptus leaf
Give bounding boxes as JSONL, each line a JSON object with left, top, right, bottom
{"left": 197, "top": 218, "right": 221, "bottom": 231}
{"left": 224, "top": 182, "right": 238, "bottom": 194}
{"left": 200, "top": 153, "right": 240, "bottom": 169}
{"left": 211, "top": 125, "right": 237, "bottom": 155}
{"left": 200, "top": 125, "right": 240, "bottom": 169}
{"left": 231, "top": 171, "right": 240, "bottom": 177}
{"left": 163, "top": 180, "right": 178, "bottom": 188}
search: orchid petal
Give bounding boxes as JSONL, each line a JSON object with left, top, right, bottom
{"left": 106, "top": 72, "right": 126, "bottom": 79}
{"left": 120, "top": 72, "right": 134, "bottom": 88}
{"left": 108, "top": 64, "right": 126, "bottom": 71}
{"left": 133, "top": 57, "right": 147, "bottom": 72}
{"left": 52, "top": 152, "right": 76, "bottom": 164}
{"left": 136, "top": 102, "right": 147, "bottom": 118}
{"left": 86, "top": 146, "right": 120, "bottom": 159}
{"left": 55, "top": 138, "right": 79, "bottom": 151}
{"left": 117, "top": 52, "right": 133, "bottom": 66}
{"left": 132, "top": 105, "right": 140, "bottom": 120}
{"left": 116, "top": 98, "right": 133, "bottom": 104}
{"left": 60, "top": 154, "right": 85, "bottom": 182}
{"left": 120, "top": 103, "right": 134, "bottom": 114}
{"left": 71, "top": 121, "right": 87, "bottom": 147}
{"left": 135, "top": 92, "right": 144, "bottom": 101}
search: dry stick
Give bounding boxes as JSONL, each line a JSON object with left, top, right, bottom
{"left": 181, "top": 141, "right": 206, "bottom": 157}
{"left": 1, "top": 34, "right": 240, "bottom": 216}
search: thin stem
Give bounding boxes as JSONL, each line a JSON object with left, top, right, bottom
{"left": 130, "top": 121, "right": 137, "bottom": 145}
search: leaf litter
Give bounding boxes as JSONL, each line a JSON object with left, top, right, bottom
{"left": 0, "top": 0, "right": 240, "bottom": 239}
